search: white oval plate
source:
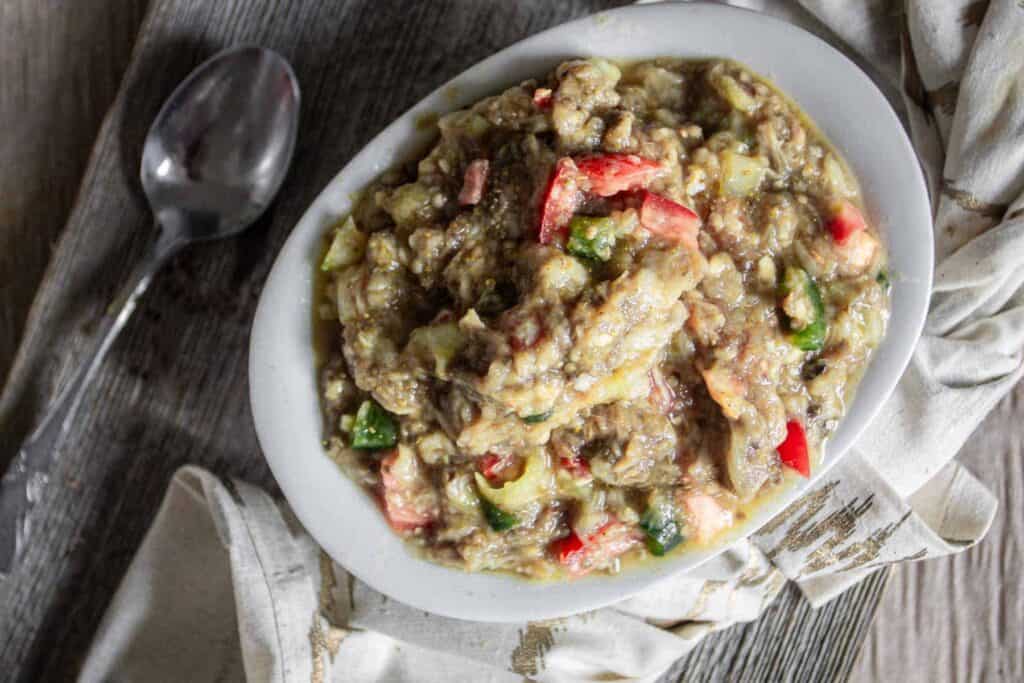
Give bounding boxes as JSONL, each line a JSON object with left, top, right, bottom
{"left": 250, "top": 3, "right": 933, "bottom": 622}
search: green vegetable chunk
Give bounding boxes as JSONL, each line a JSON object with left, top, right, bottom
{"left": 779, "top": 266, "right": 827, "bottom": 352}
{"left": 640, "top": 506, "right": 683, "bottom": 556}
{"left": 350, "top": 399, "right": 398, "bottom": 450}
{"left": 566, "top": 216, "right": 617, "bottom": 262}
{"left": 481, "top": 498, "right": 519, "bottom": 531}
{"left": 521, "top": 410, "right": 553, "bottom": 424}
{"left": 876, "top": 269, "right": 890, "bottom": 292}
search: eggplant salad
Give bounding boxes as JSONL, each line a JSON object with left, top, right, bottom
{"left": 317, "top": 58, "right": 889, "bottom": 579}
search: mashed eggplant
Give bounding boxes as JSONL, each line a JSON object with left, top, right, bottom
{"left": 317, "top": 58, "right": 889, "bottom": 579}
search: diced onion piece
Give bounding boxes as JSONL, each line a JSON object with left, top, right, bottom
{"left": 719, "top": 150, "right": 767, "bottom": 197}
{"left": 407, "top": 322, "right": 465, "bottom": 377}
{"left": 711, "top": 72, "right": 757, "bottom": 114}
{"left": 320, "top": 216, "right": 367, "bottom": 271}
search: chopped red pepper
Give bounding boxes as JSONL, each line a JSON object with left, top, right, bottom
{"left": 777, "top": 419, "right": 810, "bottom": 477}
{"left": 825, "top": 200, "right": 867, "bottom": 245}
{"left": 638, "top": 191, "right": 701, "bottom": 248}
{"left": 575, "top": 153, "right": 664, "bottom": 197}
{"left": 537, "top": 157, "right": 583, "bottom": 245}
{"left": 550, "top": 532, "right": 585, "bottom": 565}
{"left": 533, "top": 87, "right": 553, "bottom": 109}
{"left": 458, "top": 159, "right": 489, "bottom": 206}
{"left": 558, "top": 454, "right": 591, "bottom": 478}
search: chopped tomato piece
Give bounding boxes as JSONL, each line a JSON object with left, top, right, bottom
{"left": 533, "top": 87, "right": 553, "bottom": 109}
{"left": 553, "top": 518, "right": 640, "bottom": 576}
{"left": 777, "top": 419, "right": 810, "bottom": 477}
{"left": 380, "top": 450, "right": 435, "bottom": 532}
{"left": 575, "top": 153, "right": 664, "bottom": 197}
{"left": 538, "top": 158, "right": 584, "bottom": 245}
{"left": 825, "top": 200, "right": 867, "bottom": 245}
{"left": 458, "top": 159, "right": 489, "bottom": 206}
{"left": 682, "top": 493, "right": 733, "bottom": 543}
{"left": 638, "top": 191, "right": 701, "bottom": 248}
{"left": 558, "top": 454, "right": 591, "bottom": 478}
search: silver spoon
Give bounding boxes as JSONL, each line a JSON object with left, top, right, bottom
{"left": 0, "top": 46, "right": 300, "bottom": 573}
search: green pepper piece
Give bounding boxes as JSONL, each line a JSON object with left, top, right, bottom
{"left": 639, "top": 507, "right": 683, "bottom": 557}
{"left": 521, "top": 410, "right": 553, "bottom": 424}
{"left": 481, "top": 498, "right": 519, "bottom": 531}
{"left": 566, "top": 216, "right": 617, "bottom": 262}
{"left": 350, "top": 399, "right": 398, "bottom": 450}
{"left": 779, "top": 266, "right": 827, "bottom": 352}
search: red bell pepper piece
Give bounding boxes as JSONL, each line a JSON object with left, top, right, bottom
{"left": 551, "top": 532, "right": 586, "bottom": 565}
{"left": 533, "top": 87, "right": 553, "bottom": 109}
{"left": 638, "top": 190, "right": 701, "bottom": 248}
{"left": 777, "top": 419, "right": 810, "bottom": 477}
{"left": 575, "top": 153, "right": 664, "bottom": 197}
{"left": 825, "top": 200, "right": 867, "bottom": 245}
{"left": 458, "top": 159, "right": 489, "bottom": 206}
{"left": 537, "top": 158, "right": 583, "bottom": 245}
{"left": 552, "top": 518, "right": 640, "bottom": 576}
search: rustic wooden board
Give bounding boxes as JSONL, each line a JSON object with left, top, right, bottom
{"left": 0, "top": 0, "right": 150, "bottom": 392}
{"left": 0, "top": 0, "right": 955, "bottom": 681}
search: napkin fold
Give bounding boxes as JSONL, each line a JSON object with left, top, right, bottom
{"left": 79, "top": 1, "right": 1023, "bottom": 681}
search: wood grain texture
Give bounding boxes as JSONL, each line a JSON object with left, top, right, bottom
{"left": 0, "top": 0, "right": 943, "bottom": 681}
{"left": 0, "top": 0, "right": 150, "bottom": 389}
{"left": 850, "top": 380, "right": 1024, "bottom": 683}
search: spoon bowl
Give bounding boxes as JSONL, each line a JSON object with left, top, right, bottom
{"left": 141, "top": 46, "right": 300, "bottom": 241}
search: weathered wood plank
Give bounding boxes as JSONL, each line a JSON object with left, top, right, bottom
{"left": 0, "top": 1, "right": 892, "bottom": 681}
{"left": 0, "top": 0, "right": 150, "bottom": 389}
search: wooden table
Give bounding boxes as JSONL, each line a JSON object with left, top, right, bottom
{"left": 5, "top": 1, "right": 1018, "bottom": 681}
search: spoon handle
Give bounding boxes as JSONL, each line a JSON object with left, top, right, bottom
{"left": 0, "top": 231, "right": 182, "bottom": 574}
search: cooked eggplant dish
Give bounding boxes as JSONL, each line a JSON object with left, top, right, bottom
{"left": 317, "top": 58, "right": 889, "bottom": 578}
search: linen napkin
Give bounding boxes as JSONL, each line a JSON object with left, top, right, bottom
{"left": 79, "top": 1, "right": 1022, "bottom": 681}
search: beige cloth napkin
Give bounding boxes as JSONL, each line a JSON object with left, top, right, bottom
{"left": 79, "top": 1, "right": 1022, "bottom": 681}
